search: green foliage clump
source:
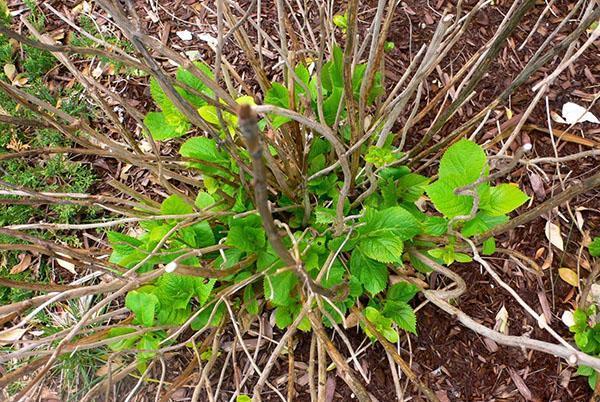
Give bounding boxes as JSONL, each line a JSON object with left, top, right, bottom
{"left": 112, "top": 46, "right": 531, "bottom": 371}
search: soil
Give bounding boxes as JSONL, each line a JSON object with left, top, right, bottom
{"left": 11, "top": 0, "right": 600, "bottom": 400}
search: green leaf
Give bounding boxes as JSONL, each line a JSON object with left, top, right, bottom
{"left": 426, "top": 140, "right": 489, "bottom": 218}
{"left": 350, "top": 249, "right": 388, "bottom": 295}
{"left": 108, "top": 327, "right": 140, "bottom": 351}
{"left": 482, "top": 237, "right": 496, "bottom": 255}
{"left": 454, "top": 252, "right": 473, "bottom": 263}
{"left": 161, "top": 194, "right": 194, "bottom": 215}
{"left": 144, "top": 112, "right": 185, "bottom": 141}
{"left": 382, "top": 326, "right": 400, "bottom": 343}
{"left": 426, "top": 176, "right": 475, "bottom": 218}
{"left": 461, "top": 213, "right": 508, "bottom": 237}
{"left": 176, "top": 62, "right": 213, "bottom": 107}
{"left": 387, "top": 282, "right": 418, "bottom": 303}
{"left": 108, "top": 231, "right": 144, "bottom": 267}
{"left": 329, "top": 46, "right": 344, "bottom": 88}
{"left": 137, "top": 332, "right": 160, "bottom": 360}
{"left": 189, "top": 221, "right": 215, "bottom": 248}
{"left": 365, "top": 146, "right": 397, "bottom": 168}
{"left": 322, "top": 86, "right": 343, "bottom": 126}
{"left": 383, "top": 301, "right": 416, "bottom": 334}
{"left": 397, "top": 173, "right": 429, "bottom": 203}
{"left": 315, "top": 206, "right": 336, "bottom": 225}
{"left": 264, "top": 82, "right": 291, "bottom": 128}
{"left": 356, "top": 207, "right": 420, "bottom": 263}
{"left": 422, "top": 216, "right": 448, "bottom": 236}
{"left": 197, "top": 105, "right": 221, "bottom": 125}
{"left": 179, "top": 137, "right": 228, "bottom": 165}
{"left": 264, "top": 271, "right": 297, "bottom": 306}
{"left": 195, "top": 191, "right": 216, "bottom": 209}
{"left": 243, "top": 286, "right": 260, "bottom": 315}
{"left": 321, "top": 260, "right": 346, "bottom": 289}
{"left": 237, "top": 395, "right": 252, "bottom": 402}
{"left": 480, "top": 184, "right": 529, "bottom": 216}
{"left": 333, "top": 14, "right": 348, "bottom": 30}
{"left": 438, "top": 139, "right": 487, "bottom": 184}
{"left": 588, "top": 237, "right": 600, "bottom": 257}
{"left": 125, "top": 291, "right": 158, "bottom": 327}
{"left": 364, "top": 306, "right": 381, "bottom": 323}
{"left": 274, "top": 306, "right": 293, "bottom": 329}
{"left": 226, "top": 225, "right": 265, "bottom": 252}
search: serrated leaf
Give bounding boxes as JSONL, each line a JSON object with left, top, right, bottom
{"left": 558, "top": 268, "right": 578, "bottom": 287}
{"left": 481, "top": 184, "right": 529, "bottom": 216}
{"left": 350, "top": 249, "right": 388, "bottom": 295}
{"left": 461, "top": 213, "right": 508, "bottom": 237}
{"left": 356, "top": 207, "right": 421, "bottom": 263}
{"left": 125, "top": 291, "right": 158, "bottom": 327}
{"left": 179, "top": 137, "right": 228, "bottom": 165}
{"left": 176, "top": 62, "right": 213, "bottom": 107}
{"left": 426, "top": 176, "right": 475, "bottom": 218}
{"left": 161, "top": 194, "right": 194, "bottom": 215}
{"left": 144, "top": 112, "right": 184, "bottom": 141}
{"left": 383, "top": 301, "right": 417, "bottom": 334}
{"left": 438, "top": 139, "right": 487, "bottom": 183}
{"left": 426, "top": 140, "right": 490, "bottom": 218}
{"left": 226, "top": 225, "right": 265, "bottom": 252}
{"left": 387, "top": 282, "right": 419, "bottom": 303}
{"left": 423, "top": 216, "right": 448, "bottom": 236}
{"left": 264, "top": 271, "right": 297, "bottom": 306}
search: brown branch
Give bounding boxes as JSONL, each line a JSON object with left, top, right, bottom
{"left": 307, "top": 310, "right": 372, "bottom": 402}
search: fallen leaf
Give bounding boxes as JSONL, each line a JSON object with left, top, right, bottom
{"left": 560, "top": 102, "right": 600, "bottom": 124}
{"left": 0, "top": 328, "right": 27, "bottom": 345}
{"left": 574, "top": 209, "right": 584, "bottom": 230}
{"left": 3, "top": 63, "right": 16, "bottom": 81}
{"left": 558, "top": 268, "right": 578, "bottom": 287}
{"left": 55, "top": 255, "right": 77, "bottom": 275}
{"left": 176, "top": 30, "right": 193, "bottom": 41}
{"left": 561, "top": 310, "right": 575, "bottom": 328}
{"left": 550, "top": 110, "right": 566, "bottom": 124}
{"left": 92, "top": 64, "right": 103, "bottom": 78}
{"left": 494, "top": 305, "right": 509, "bottom": 334}
{"left": 197, "top": 33, "right": 217, "bottom": 47}
{"left": 508, "top": 368, "right": 533, "bottom": 401}
{"left": 528, "top": 172, "right": 546, "bottom": 200}
{"left": 10, "top": 253, "right": 31, "bottom": 274}
{"left": 545, "top": 221, "right": 564, "bottom": 251}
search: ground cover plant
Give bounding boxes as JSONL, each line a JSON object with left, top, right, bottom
{"left": 0, "top": 0, "right": 599, "bottom": 401}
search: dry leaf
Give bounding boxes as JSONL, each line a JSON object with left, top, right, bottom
{"left": 10, "top": 253, "right": 31, "bottom": 274}
{"left": 575, "top": 209, "right": 584, "bottom": 230}
{"left": 561, "top": 310, "right": 575, "bottom": 328}
{"left": 176, "top": 30, "right": 193, "bottom": 41}
{"left": 0, "top": 328, "right": 27, "bottom": 345}
{"left": 3, "top": 63, "right": 16, "bottom": 81}
{"left": 558, "top": 268, "right": 578, "bottom": 287}
{"left": 545, "top": 221, "right": 564, "bottom": 251}
{"left": 494, "top": 305, "right": 509, "bottom": 334}
{"left": 56, "top": 256, "right": 77, "bottom": 275}
{"left": 528, "top": 172, "right": 546, "bottom": 200}
{"left": 92, "top": 64, "right": 103, "bottom": 78}
{"left": 560, "top": 102, "right": 599, "bottom": 124}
